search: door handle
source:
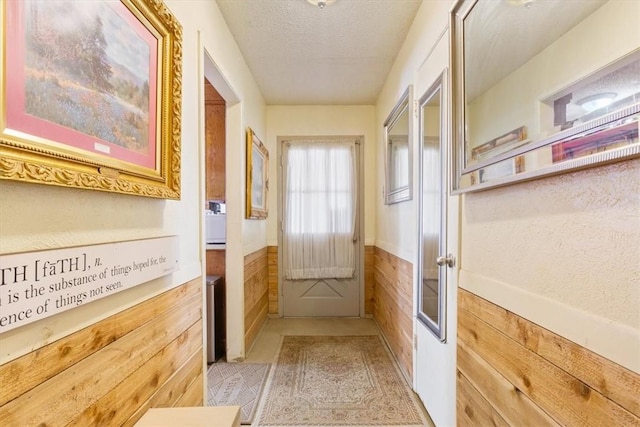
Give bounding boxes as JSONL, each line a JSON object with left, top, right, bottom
{"left": 436, "top": 254, "right": 456, "bottom": 268}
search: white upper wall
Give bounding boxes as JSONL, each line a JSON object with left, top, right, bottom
{"left": 373, "top": 8, "right": 638, "bottom": 427}
{"left": 374, "top": 2, "right": 457, "bottom": 426}
{"left": 372, "top": 0, "right": 638, "bottom": 376}
{"left": 375, "top": 0, "right": 455, "bottom": 262}
{"left": 173, "top": 0, "right": 268, "bottom": 258}
{"left": 0, "top": 0, "right": 267, "bottom": 363}
{"left": 461, "top": 158, "right": 640, "bottom": 372}
{"left": 168, "top": 0, "right": 267, "bottom": 361}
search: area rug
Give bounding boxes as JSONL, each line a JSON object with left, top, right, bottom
{"left": 254, "top": 335, "right": 427, "bottom": 426}
{"left": 207, "top": 362, "right": 270, "bottom": 424}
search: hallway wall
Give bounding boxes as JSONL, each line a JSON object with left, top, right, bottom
{"left": 268, "top": 246, "right": 278, "bottom": 315}
{"left": 0, "top": 0, "right": 268, "bottom": 421}
{"left": 458, "top": 289, "right": 639, "bottom": 427}
{"left": 458, "top": 159, "right": 640, "bottom": 426}
{"left": 460, "top": 158, "right": 640, "bottom": 373}
{"left": 0, "top": 279, "right": 203, "bottom": 426}
{"left": 374, "top": 1, "right": 456, "bottom": 426}
{"left": 459, "top": 0, "right": 640, "bottom": 372}
{"left": 244, "top": 247, "right": 269, "bottom": 354}
{"left": 452, "top": 1, "right": 640, "bottom": 425}
{"left": 373, "top": 1, "right": 639, "bottom": 426}
{"left": 373, "top": 247, "right": 414, "bottom": 380}
{"left": 168, "top": 0, "right": 268, "bottom": 361}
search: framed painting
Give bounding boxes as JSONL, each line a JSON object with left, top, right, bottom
{"left": 246, "top": 128, "right": 268, "bottom": 219}
{"left": 0, "top": 0, "right": 182, "bottom": 198}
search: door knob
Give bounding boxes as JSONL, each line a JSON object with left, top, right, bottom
{"left": 436, "top": 254, "right": 456, "bottom": 268}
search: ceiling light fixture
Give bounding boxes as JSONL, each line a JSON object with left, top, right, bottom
{"left": 306, "top": 0, "right": 336, "bottom": 9}
{"left": 577, "top": 92, "right": 617, "bottom": 112}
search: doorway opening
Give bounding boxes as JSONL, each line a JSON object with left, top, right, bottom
{"left": 204, "top": 79, "right": 226, "bottom": 364}
{"left": 201, "top": 45, "right": 243, "bottom": 364}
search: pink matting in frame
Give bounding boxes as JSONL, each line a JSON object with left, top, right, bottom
{"left": 5, "top": 0, "right": 159, "bottom": 170}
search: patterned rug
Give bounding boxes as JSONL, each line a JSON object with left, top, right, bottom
{"left": 207, "top": 362, "right": 270, "bottom": 424}
{"left": 254, "top": 335, "right": 427, "bottom": 426}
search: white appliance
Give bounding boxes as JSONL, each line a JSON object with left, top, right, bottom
{"left": 205, "top": 213, "right": 226, "bottom": 244}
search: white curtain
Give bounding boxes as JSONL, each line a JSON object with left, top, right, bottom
{"left": 284, "top": 139, "right": 357, "bottom": 280}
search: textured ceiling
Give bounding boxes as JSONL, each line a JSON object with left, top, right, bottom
{"left": 215, "top": 0, "right": 422, "bottom": 105}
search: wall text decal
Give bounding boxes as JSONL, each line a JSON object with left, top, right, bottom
{"left": 0, "top": 236, "right": 179, "bottom": 334}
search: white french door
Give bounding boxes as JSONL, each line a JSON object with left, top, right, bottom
{"left": 413, "top": 35, "right": 459, "bottom": 427}
{"left": 280, "top": 137, "right": 361, "bottom": 317}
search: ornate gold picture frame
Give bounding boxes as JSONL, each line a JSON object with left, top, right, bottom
{"left": 0, "top": 0, "right": 182, "bottom": 199}
{"left": 246, "top": 128, "right": 268, "bottom": 219}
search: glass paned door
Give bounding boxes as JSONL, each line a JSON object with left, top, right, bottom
{"left": 281, "top": 138, "right": 361, "bottom": 317}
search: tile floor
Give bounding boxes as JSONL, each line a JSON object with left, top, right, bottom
{"left": 244, "top": 317, "right": 381, "bottom": 363}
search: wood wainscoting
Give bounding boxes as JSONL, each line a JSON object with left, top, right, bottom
{"left": 457, "top": 288, "right": 640, "bottom": 427}
{"left": 364, "top": 245, "right": 375, "bottom": 316}
{"left": 373, "top": 247, "right": 413, "bottom": 380}
{"left": 244, "top": 247, "right": 269, "bottom": 352}
{"left": 268, "top": 246, "right": 278, "bottom": 315}
{"left": 206, "top": 249, "right": 225, "bottom": 277}
{"left": 0, "top": 278, "right": 203, "bottom": 426}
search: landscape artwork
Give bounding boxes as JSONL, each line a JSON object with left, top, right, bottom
{"left": 6, "top": 0, "right": 158, "bottom": 168}
{"left": 251, "top": 147, "right": 264, "bottom": 208}
{"left": 246, "top": 128, "right": 269, "bottom": 219}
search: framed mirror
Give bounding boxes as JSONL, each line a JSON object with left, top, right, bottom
{"left": 451, "top": 0, "right": 640, "bottom": 192}
{"left": 384, "top": 86, "right": 413, "bottom": 204}
{"left": 417, "top": 74, "right": 446, "bottom": 341}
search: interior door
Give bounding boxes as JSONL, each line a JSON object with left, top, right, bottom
{"left": 417, "top": 77, "right": 448, "bottom": 342}
{"left": 414, "top": 67, "right": 459, "bottom": 427}
{"left": 280, "top": 138, "right": 361, "bottom": 317}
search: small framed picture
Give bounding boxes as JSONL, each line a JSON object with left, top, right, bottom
{"left": 246, "top": 128, "right": 268, "bottom": 219}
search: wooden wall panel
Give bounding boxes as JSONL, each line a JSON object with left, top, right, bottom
{"left": 457, "top": 370, "right": 509, "bottom": 427}
{"left": 458, "top": 289, "right": 640, "bottom": 427}
{"left": 123, "top": 350, "right": 204, "bottom": 426}
{"left": 71, "top": 323, "right": 203, "bottom": 427}
{"left": 458, "top": 340, "right": 559, "bottom": 427}
{"left": 204, "top": 80, "right": 225, "bottom": 201}
{"left": 206, "top": 249, "right": 225, "bottom": 278}
{"left": 364, "top": 245, "right": 375, "bottom": 315}
{"left": 244, "top": 247, "right": 269, "bottom": 352}
{"left": 0, "top": 278, "right": 203, "bottom": 426}
{"left": 268, "top": 246, "right": 278, "bottom": 315}
{"left": 373, "top": 247, "right": 413, "bottom": 380}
